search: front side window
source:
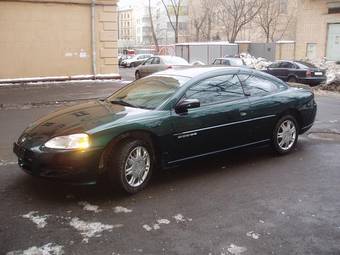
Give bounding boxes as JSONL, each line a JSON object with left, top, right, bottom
{"left": 184, "top": 75, "right": 245, "bottom": 106}
{"left": 108, "top": 75, "right": 190, "bottom": 109}
{"left": 144, "top": 58, "right": 153, "bottom": 65}
{"left": 238, "top": 74, "right": 286, "bottom": 97}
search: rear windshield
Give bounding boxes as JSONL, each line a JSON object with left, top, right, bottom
{"left": 295, "top": 61, "right": 317, "bottom": 69}
{"left": 228, "top": 58, "right": 245, "bottom": 66}
{"left": 162, "top": 57, "right": 189, "bottom": 65}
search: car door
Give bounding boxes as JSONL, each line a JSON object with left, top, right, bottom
{"left": 169, "top": 74, "right": 251, "bottom": 162}
{"left": 140, "top": 58, "right": 154, "bottom": 77}
{"left": 238, "top": 72, "right": 287, "bottom": 142}
{"left": 278, "top": 62, "right": 295, "bottom": 81}
{"left": 265, "top": 62, "right": 280, "bottom": 77}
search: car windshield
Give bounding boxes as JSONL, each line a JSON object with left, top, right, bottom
{"left": 107, "top": 75, "right": 190, "bottom": 110}
{"left": 162, "top": 57, "right": 189, "bottom": 65}
{"left": 295, "top": 61, "right": 317, "bottom": 69}
{"left": 228, "top": 58, "right": 244, "bottom": 66}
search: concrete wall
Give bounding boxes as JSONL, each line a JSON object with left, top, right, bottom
{"left": 0, "top": 0, "right": 118, "bottom": 79}
{"left": 295, "top": 0, "right": 340, "bottom": 60}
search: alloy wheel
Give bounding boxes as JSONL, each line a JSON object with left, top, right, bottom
{"left": 124, "top": 146, "right": 150, "bottom": 188}
{"left": 277, "top": 120, "right": 297, "bottom": 151}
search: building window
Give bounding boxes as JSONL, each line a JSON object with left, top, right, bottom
{"left": 306, "top": 43, "right": 317, "bottom": 59}
{"left": 279, "top": 0, "right": 288, "bottom": 14}
{"left": 329, "top": 7, "right": 340, "bottom": 14}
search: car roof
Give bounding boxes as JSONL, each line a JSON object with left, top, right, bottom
{"left": 153, "top": 66, "right": 245, "bottom": 78}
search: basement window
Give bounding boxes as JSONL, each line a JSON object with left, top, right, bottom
{"left": 329, "top": 7, "right": 340, "bottom": 14}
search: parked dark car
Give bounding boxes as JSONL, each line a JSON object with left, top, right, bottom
{"left": 212, "top": 57, "right": 246, "bottom": 67}
{"left": 264, "top": 60, "right": 326, "bottom": 86}
{"left": 13, "top": 67, "right": 316, "bottom": 194}
{"left": 135, "top": 55, "right": 189, "bottom": 79}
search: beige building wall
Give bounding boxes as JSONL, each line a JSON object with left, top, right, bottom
{"left": 295, "top": 0, "right": 340, "bottom": 60}
{"left": 0, "top": 0, "right": 118, "bottom": 79}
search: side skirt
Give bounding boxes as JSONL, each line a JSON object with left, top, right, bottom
{"left": 166, "top": 139, "right": 271, "bottom": 165}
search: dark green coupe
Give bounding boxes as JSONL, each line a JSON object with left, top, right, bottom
{"left": 13, "top": 67, "right": 317, "bottom": 193}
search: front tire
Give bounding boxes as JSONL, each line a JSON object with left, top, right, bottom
{"left": 272, "top": 115, "right": 299, "bottom": 155}
{"left": 107, "top": 139, "right": 154, "bottom": 194}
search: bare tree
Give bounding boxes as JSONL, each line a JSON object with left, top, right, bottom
{"left": 217, "top": 0, "right": 262, "bottom": 43}
{"left": 149, "top": 0, "right": 159, "bottom": 52}
{"left": 256, "top": 0, "right": 295, "bottom": 42}
{"left": 161, "top": 0, "right": 183, "bottom": 43}
{"left": 191, "top": 0, "right": 209, "bottom": 41}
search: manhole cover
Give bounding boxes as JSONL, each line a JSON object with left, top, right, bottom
{"left": 308, "top": 132, "right": 340, "bottom": 142}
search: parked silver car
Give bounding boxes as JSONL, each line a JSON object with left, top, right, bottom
{"left": 121, "top": 54, "right": 154, "bottom": 68}
{"left": 135, "top": 55, "right": 189, "bottom": 79}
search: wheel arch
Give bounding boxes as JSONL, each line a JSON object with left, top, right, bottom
{"left": 99, "top": 130, "right": 161, "bottom": 171}
{"left": 277, "top": 108, "right": 303, "bottom": 131}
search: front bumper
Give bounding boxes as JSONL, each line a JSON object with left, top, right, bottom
{"left": 13, "top": 143, "right": 104, "bottom": 182}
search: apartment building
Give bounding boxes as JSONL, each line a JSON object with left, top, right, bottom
{"left": 118, "top": 5, "right": 135, "bottom": 49}
{"left": 295, "top": 0, "right": 340, "bottom": 61}
{"left": 0, "top": 0, "right": 118, "bottom": 79}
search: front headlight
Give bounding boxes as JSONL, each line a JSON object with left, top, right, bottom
{"left": 44, "top": 134, "right": 90, "bottom": 150}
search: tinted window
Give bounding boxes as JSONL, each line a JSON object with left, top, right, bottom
{"left": 213, "top": 59, "right": 222, "bottom": 65}
{"left": 184, "top": 75, "right": 245, "bottom": 105}
{"left": 268, "top": 62, "right": 280, "bottom": 68}
{"left": 279, "top": 62, "right": 295, "bottom": 68}
{"left": 108, "top": 75, "right": 190, "bottom": 109}
{"left": 238, "top": 74, "right": 285, "bottom": 96}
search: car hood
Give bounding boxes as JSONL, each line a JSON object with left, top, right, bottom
{"left": 19, "top": 100, "right": 150, "bottom": 146}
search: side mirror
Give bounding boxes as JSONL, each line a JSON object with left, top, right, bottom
{"left": 175, "top": 99, "right": 200, "bottom": 114}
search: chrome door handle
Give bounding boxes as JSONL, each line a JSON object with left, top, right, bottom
{"left": 240, "top": 112, "right": 247, "bottom": 117}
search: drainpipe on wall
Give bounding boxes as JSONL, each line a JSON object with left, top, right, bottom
{"left": 91, "top": 0, "right": 97, "bottom": 76}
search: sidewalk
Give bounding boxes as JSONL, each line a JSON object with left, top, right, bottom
{"left": 0, "top": 80, "right": 127, "bottom": 110}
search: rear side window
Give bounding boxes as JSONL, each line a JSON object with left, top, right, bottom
{"left": 279, "top": 62, "right": 295, "bottom": 69}
{"left": 152, "top": 57, "right": 160, "bottom": 64}
{"left": 268, "top": 62, "right": 280, "bottom": 68}
{"left": 238, "top": 74, "right": 286, "bottom": 96}
{"left": 184, "top": 74, "right": 245, "bottom": 105}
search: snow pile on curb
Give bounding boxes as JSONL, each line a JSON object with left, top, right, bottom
{"left": 6, "top": 243, "right": 64, "bottom": 255}
{"left": 240, "top": 53, "right": 272, "bottom": 70}
{"left": 311, "top": 59, "right": 340, "bottom": 92}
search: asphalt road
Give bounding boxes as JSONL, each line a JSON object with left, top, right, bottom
{"left": 0, "top": 80, "right": 340, "bottom": 255}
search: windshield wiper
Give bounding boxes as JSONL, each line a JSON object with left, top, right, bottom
{"left": 110, "top": 99, "right": 136, "bottom": 108}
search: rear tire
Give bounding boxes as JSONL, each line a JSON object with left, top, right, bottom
{"left": 272, "top": 115, "right": 299, "bottom": 155}
{"left": 107, "top": 138, "right": 154, "bottom": 194}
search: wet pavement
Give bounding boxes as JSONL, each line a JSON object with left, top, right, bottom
{"left": 0, "top": 80, "right": 340, "bottom": 254}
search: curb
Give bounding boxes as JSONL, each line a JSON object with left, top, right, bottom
{"left": 0, "top": 74, "right": 122, "bottom": 85}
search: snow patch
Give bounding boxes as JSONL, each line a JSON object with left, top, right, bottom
{"left": 246, "top": 231, "right": 260, "bottom": 240}
{"left": 78, "top": 201, "right": 102, "bottom": 213}
{"left": 0, "top": 160, "right": 17, "bottom": 167}
{"left": 6, "top": 243, "right": 64, "bottom": 255}
{"left": 157, "top": 219, "right": 170, "bottom": 225}
{"left": 173, "top": 214, "right": 192, "bottom": 223}
{"left": 142, "top": 224, "right": 152, "bottom": 232}
{"left": 114, "top": 206, "right": 132, "bottom": 214}
{"left": 142, "top": 218, "right": 171, "bottom": 231}
{"left": 69, "top": 217, "right": 122, "bottom": 243}
{"left": 22, "top": 211, "right": 49, "bottom": 229}
{"left": 225, "top": 244, "right": 247, "bottom": 255}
